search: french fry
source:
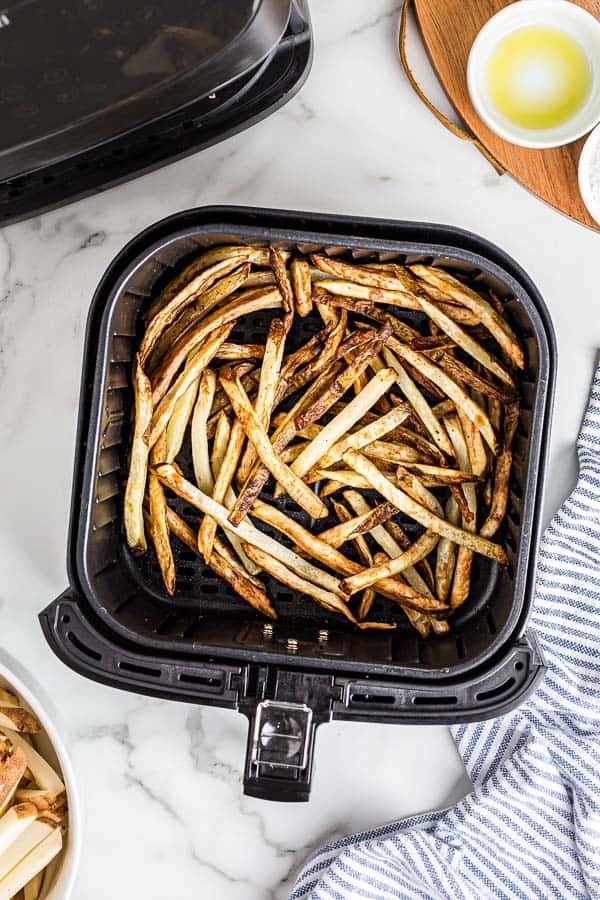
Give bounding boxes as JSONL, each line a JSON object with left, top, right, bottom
{"left": 218, "top": 370, "right": 328, "bottom": 520}
{"left": 436, "top": 496, "right": 460, "bottom": 603}
{"left": 409, "top": 265, "right": 524, "bottom": 369}
{"left": 342, "top": 450, "right": 506, "bottom": 563}
{"left": 290, "top": 368, "right": 397, "bottom": 479}
{"left": 249, "top": 499, "right": 446, "bottom": 612}
{"left": 151, "top": 287, "right": 282, "bottom": 405}
{"left": 416, "top": 296, "right": 515, "bottom": 387}
{"left": 317, "top": 502, "right": 398, "bottom": 548}
{"left": 214, "top": 343, "right": 265, "bottom": 361}
{"left": 165, "top": 377, "right": 199, "bottom": 463}
{"left": 383, "top": 347, "right": 454, "bottom": 456}
{"left": 340, "top": 531, "right": 439, "bottom": 596}
{"left": 237, "top": 319, "right": 287, "bottom": 485}
{"left": 155, "top": 465, "right": 344, "bottom": 596}
{"left": 147, "top": 433, "right": 175, "bottom": 595}
{"left": 330, "top": 499, "right": 377, "bottom": 620}
{"left": 150, "top": 323, "right": 233, "bottom": 448}
{"left": 314, "top": 403, "right": 410, "bottom": 470}
{"left": 198, "top": 418, "right": 245, "bottom": 562}
{"left": 191, "top": 369, "right": 217, "bottom": 493}
{"left": 456, "top": 407, "right": 487, "bottom": 477}
{"left": 269, "top": 248, "right": 294, "bottom": 332}
{"left": 438, "top": 354, "right": 516, "bottom": 403}
{"left": 243, "top": 545, "right": 357, "bottom": 623}
{"left": 481, "top": 403, "right": 519, "bottom": 539}
{"left": 444, "top": 415, "right": 477, "bottom": 609}
{"left": 290, "top": 258, "right": 313, "bottom": 317}
{"left": 384, "top": 335, "right": 498, "bottom": 453}
{"left": 124, "top": 356, "right": 152, "bottom": 554}
{"left": 139, "top": 255, "right": 245, "bottom": 364}
{"left": 208, "top": 544, "right": 276, "bottom": 620}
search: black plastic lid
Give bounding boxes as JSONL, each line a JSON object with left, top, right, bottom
{"left": 0, "top": 0, "right": 291, "bottom": 180}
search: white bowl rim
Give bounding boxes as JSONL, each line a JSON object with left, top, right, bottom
{"left": 577, "top": 122, "right": 600, "bottom": 224}
{"left": 467, "top": 0, "right": 600, "bottom": 149}
{"left": 0, "top": 651, "right": 82, "bottom": 900}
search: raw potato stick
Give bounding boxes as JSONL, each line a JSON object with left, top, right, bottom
{"left": 0, "top": 827, "right": 62, "bottom": 900}
{"left": 218, "top": 370, "right": 328, "bottom": 520}
{"left": 124, "top": 356, "right": 152, "bottom": 554}
{"left": 0, "top": 732, "right": 64, "bottom": 795}
{"left": 290, "top": 258, "right": 313, "bottom": 317}
{"left": 342, "top": 450, "right": 507, "bottom": 563}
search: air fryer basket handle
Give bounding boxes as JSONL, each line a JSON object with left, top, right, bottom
{"left": 241, "top": 700, "right": 320, "bottom": 802}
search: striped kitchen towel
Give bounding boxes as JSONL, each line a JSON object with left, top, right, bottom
{"left": 292, "top": 361, "right": 600, "bottom": 900}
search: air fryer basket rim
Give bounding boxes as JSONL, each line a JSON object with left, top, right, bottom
{"left": 64, "top": 206, "right": 555, "bottom": 685}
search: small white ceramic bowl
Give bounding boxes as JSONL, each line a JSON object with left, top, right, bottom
{"left": 0, "top": 650, "right": 81, "bottom": 900}
{"left": 467, "top": 0, "right": 600, "bottom": 148}
{"left": 578, "top": 122, "right": 600, "bottom": 223}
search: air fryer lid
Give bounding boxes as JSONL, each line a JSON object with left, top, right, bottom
{"left": 0, "top": 0, "right": 291, "bottom": 180}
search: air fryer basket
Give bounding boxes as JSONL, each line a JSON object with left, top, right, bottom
{"left": 41, "top": 207, "right": 555, "bottom": 801}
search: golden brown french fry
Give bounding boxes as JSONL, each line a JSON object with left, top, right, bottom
{"left": 340, "top": 531, "right": 440, "bottom": 596}
{"left": 456, "top": 407, "right": 487, "bottom": 477}
{"left": 191, "top": 369, "right": 217, "bottom": 493}
{"left": 438, "top": 354, "right": 516, "bottom": 404}
{"left": 384, "top": 335, "right": 498, "bottom": 453}
{"left": 198, "top": 418, "right": 245, "bottom": 563}
{"left": 208, "top": 544, "right": 276, "bottom": 619}
{"left": 290, "top": 258, "right": 313, "bottom": 317}
{"left": 315, "top": 403, "right": 411, "bottom": 470}
{"left": 155, "top": 465, "right": 344, "bottom": 595}
{"left": 165, "top": 377, "right": 199, "bottom": 463}
{"left": 444, "top": 415, "right": 477, "bottom": 609}
{"left": 148, "top": 434, "right": 175, "bottom": 596}
{"left": 480, "top": 403, "right": 519, "bottom": 539}
{"left": 416, "top": 296, "right": 515, "bottom": 387}
{"left": 435, "top": 497, "right": 460, "bottom": 603}
{"left": 218, "top": 369, "right": 328, "bottom": 520}
{"left": 342, "top": 450, "right": 506, "bottom": 563}
{"left": 382, "top": 347, "right": 454, "bottom": 456}
{"left": 149, "top": 263, "right": 252, "bottom": 368}
{"left": 395, "top": 466, "right": 444, "bottom": 516}
{"left": 150, "top": 323, "right": 232, "bottom": 448}
{"left": 317, "top": 502, "right": 398, "bottom": 548}
{"left": 291, "top": 368, "right": 397, "bottom": 479}
{"left": 151, "top": 287, "right": 282, "bottom": 405}
{"left": 404, "top": 463, "right": 479, "bottom": 484}
{"left": 124, "top": 356, "right": 152, "bottom": 554}
{"left": 409, "top": 265, "right": 524, "bottom": 369}
{"left": 329, "top": 499, "right": 377, "bottom": 620}
{"left": 243, "top": 544, "right": 356, "bottom": 623}
{"left": 270, "top": 248, "right": 294, "bottom": 332}
{"left": 139, "top": 256, "right": 244, "bottom": 365}
{"left": 249, "top": 499, "right": 446, "bottom": 612}
{"left": 237, "top": 318, "right": 287, "bottom": 485}
{"left": 215, "top": 343, "right": 265, "bottom": 361}
{"left": 431, "top": 399, "right": 455, "bottom": 419}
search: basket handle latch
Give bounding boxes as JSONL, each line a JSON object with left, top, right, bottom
{"left": 240, "top": 670, "right": 336, "bottom": 802}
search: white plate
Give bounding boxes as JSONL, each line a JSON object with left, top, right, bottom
{"left": 467, "top": 0, "right": 600, "bottom": 148}
{"left": 578, "top": 122, "right": 600, "bottom": 223}
{"left": 0, "top": 650, "right": 82, "bottom": 900}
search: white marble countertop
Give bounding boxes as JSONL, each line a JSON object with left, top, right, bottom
{"left": 1, "top": 2, "right": 599, "bottom": 898}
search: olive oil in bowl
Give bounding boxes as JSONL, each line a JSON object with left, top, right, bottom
{"left": 485, "top": 25, "right": 592, "bottom": 130}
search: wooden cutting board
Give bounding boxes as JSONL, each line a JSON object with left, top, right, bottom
{"left": 412, "top": 0, "right": 600, "bottom": 231}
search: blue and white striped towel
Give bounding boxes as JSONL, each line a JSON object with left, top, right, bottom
{"left": 292, "top": 362, "right": 600, "bottom": 900}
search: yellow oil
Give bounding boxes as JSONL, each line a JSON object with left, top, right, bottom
{"left": 486, "top": 25, "right": 591, "bottom": 130}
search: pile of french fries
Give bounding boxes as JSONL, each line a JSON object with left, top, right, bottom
{"left": 0, "top": 690, "right": 67, "bottom": 899}
{"left": 124, "top": 243, "right": 522, "bottom": 637}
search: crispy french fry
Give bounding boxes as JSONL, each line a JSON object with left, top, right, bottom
{"left": 443, "top": 415, "right": 478, "bottom": 609}
{"left": 439, "top": 354, "right": 516, "bottom": 403}
{"left": 208, "top": 544, "right": 276, "bottom": 619}
{"left": 243, "top": 545, "right": 356, "bottom": 623}
{"left": 315, "top": 403, "right": 410, "bottom": 470}
{"left": 340, "top": 531, "right": 439, "bottom": 596}
{"left": 218, "top": 369, "right": 328, "bottom": 520}
{"left": 151, "top": 287, "right": 282, "bottom": 404}
{"left": 165, "top": 376, "right": 199, "bottom": 463}
{"left": 290, "top": 258, "right": 313, "bottom": 317}
{"left": 237, "top": 319, "right": 287, "bottom": 485}
{"left": 409, "top": 265, "right": 524, "bottom": 369}
{"left": 383, "top": 347, "right": 454, "bottom": 456}
{"left": 416, "top": 296, "right": 515, "bottom": 387}
{"left": 124, "top": 356, "right": 152, "bottom": 554}
{"left": 329, "top": 499, "right": 376, "bottom": 620}
{"left": 291, "top": 368, "right": 397, "bottom": 479}
{"left": 456, "top": 407, "right": 487, "bottom": 477}
{"left": 436, "top": 496, "right": 460, "bottom": 603}
{"left": 147, "top": 438, "right": 175, "bottom": 595}
{"left": 481, "top": 403, "right": 519, "bottom": 539}
{"left": 270, "top": 248, "right": 294, "bottom": 332}
{"left": 191, "top": 369, "right": 217, "bottom": 493}
{"left": 214, "top": 342, "right": 265, "bottom": 361}
{"left": 317, "top": 502, "right": 398, "bottom": 548}
{"left": 150, "top": 323, "right": 233, "bottom": 448}
{"left": 342, "top": 450, "right": 506, "bottom": 563}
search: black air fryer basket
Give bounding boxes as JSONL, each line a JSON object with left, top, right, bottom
{"left": 41, "top": 207, "right": 556, "bottom": 801}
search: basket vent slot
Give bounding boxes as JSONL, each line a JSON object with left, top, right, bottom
{"left": 118, "top": 660, "right": 162, "bottom": 678}
{"left": 66, "top": 631, "right": 102, "bottom": 662}
{"left": 351, "top": 693, "right": 395, "bottom": 705}
{"left": 413, "top": 695, "right": 457, "bottom": 706}
{"left": 178, "top": 673, "right": 222, "bottom": 688}
{"left": 476, "top": 678, "right": 515, "bottom": 702}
